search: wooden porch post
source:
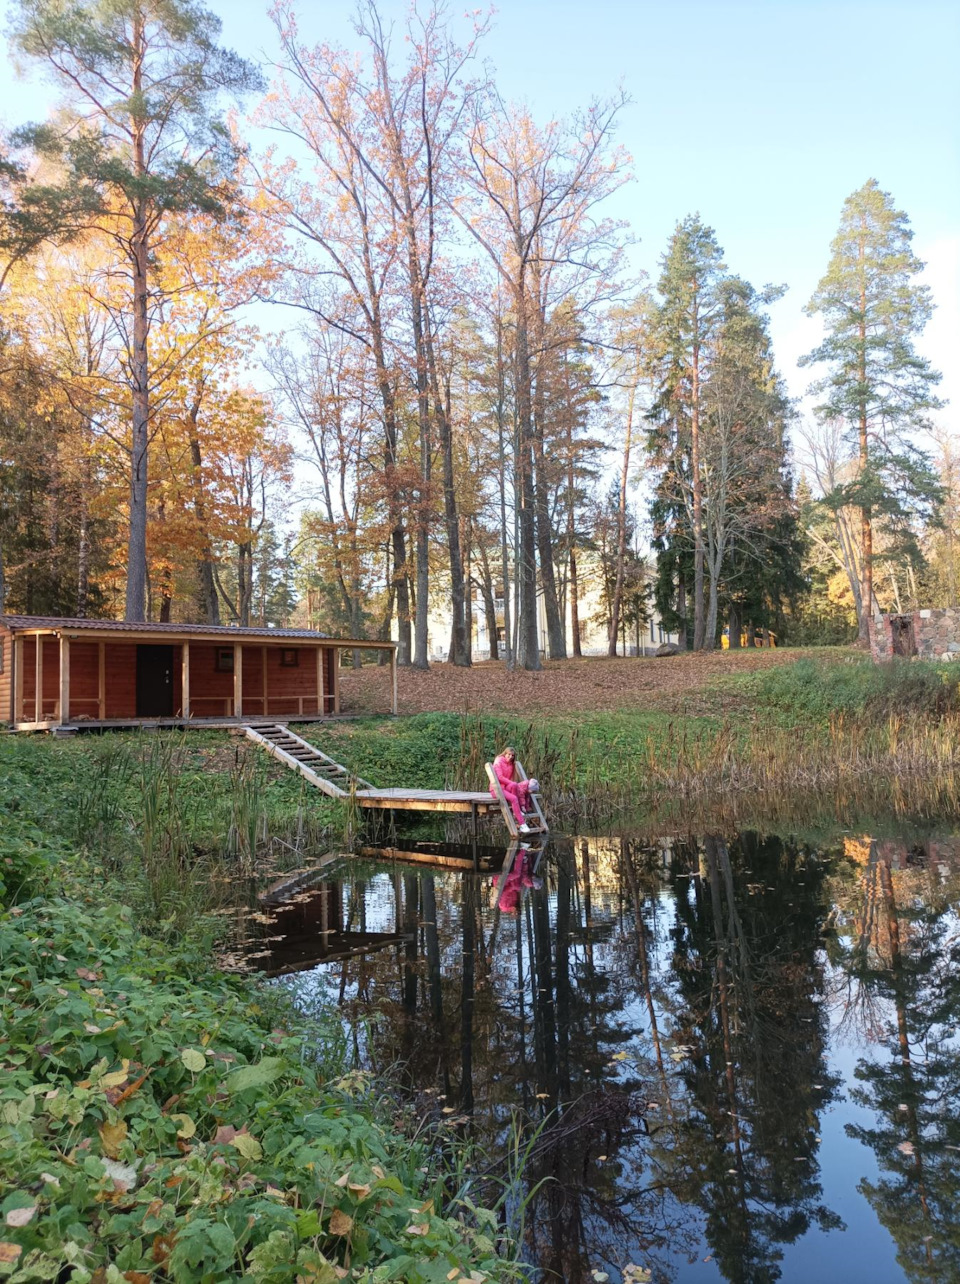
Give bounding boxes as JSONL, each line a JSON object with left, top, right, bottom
{"left": 390, "top": 646, "right": 397, "bottom": 716}
{"left": 233, "top": 644, "right": 243, "bottom": 719}
{"left": 181, "top": 641, "right": 190, "bottom": 719}
{"left": 332, "top": 647, "right": 340, "bottom": 715}
{"left": 35, "top": 635, "right": 43, "bottom": 721}
{"left": 58, "top": 635, "right": 70, "bottom": 725}
{"left": 98, "top": 643, "right": 106, "bottom": 720}
{"left": 316, "top": 646, "right": 325, "bottom": 716}
{"left": 14, "top": 636, "right": 24, "bottom": 724}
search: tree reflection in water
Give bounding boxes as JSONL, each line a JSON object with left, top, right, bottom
{"left": 830, "top": 837, "right": 960, "bottom": 1283}
{"left": 262, "top": 828, "right": 960, "bottom": 1284}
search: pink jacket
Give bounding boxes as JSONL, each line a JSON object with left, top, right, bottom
{"left": 492, "top": 753, "right": 518, "bottom": 790}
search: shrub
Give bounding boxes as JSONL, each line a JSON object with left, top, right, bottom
{"left": 0, "top": 897, "right": 508, "bottom": 1282}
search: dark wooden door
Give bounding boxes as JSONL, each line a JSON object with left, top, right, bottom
{"left": 136, "top": 645, "right": 174, "bottom": 717}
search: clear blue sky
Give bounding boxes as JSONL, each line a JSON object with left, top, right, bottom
{"left": 3, "top": 0, "right": 958, "bottom": 428}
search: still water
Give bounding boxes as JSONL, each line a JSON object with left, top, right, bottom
{"left": 248, "top": 831, "right": 960, "bottom": 1284}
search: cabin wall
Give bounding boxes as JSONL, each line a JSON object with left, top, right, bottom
{"left": 264, "top": 646, "right": 320, "bottom": 716}
{"left": 4, "top": 631, "right": 344, "bottom": 725}
{"left": 0, "top": 626, "right": 12, "bottom": 724}
{"left": 325, "top": 648, "right": 335, "bottom": 715}
{"left": 104, "top": 643, "right": 137, "bottom": 719}
{"left": 239, "top": 646, "right": 265, "bottom": 716}
{"left": 189, "top": 643, "right": 235, "bottom": 717}
{"left": 68, "top": 642, "right": 101, "bottom": 719}
{"left": 20, "top": 638, "right": 60, "bottom": 720}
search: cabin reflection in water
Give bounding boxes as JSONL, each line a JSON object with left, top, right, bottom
{"left": 243, "top": 831, "right": 960, "bottom": 1284}
{"left": 248, "top": 840, "right": 527, "bottom": 977}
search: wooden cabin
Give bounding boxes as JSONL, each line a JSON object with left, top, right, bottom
{"left": 0, "top": 615, "right": 397, "bottom": 731}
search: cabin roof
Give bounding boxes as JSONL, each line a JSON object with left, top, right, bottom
{"left": 0, "top": 614, "right": 393, "bottom": 647}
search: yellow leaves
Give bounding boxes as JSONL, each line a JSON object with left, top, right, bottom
{"left": 170, "top": 1113, "right": 196, "bottom": 1139}
{"left": 100, "top": 1068, "right": 131, "bottom": 1089}
{"left": 225, "top": 1130, "right": 262, "bottom": 1160}
{"left": 327, "top": 1208, "right": 354, "bottom": 1236}
{"left": 0, "top": 1242, "right": 23, "bottom": 1263}
{"left": 98, "top": 1119, "right": 127, "bottom": 1159}
{"left": 179, "top": 1047, "right": 206, "bottom": 1073}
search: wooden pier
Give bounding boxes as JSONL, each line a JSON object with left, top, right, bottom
{"left": 243, "top": 724, "right": 547, "bottom": 835}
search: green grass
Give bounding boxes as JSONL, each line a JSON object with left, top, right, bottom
{"left": 712, "top": 654, "right": 960, "bottom": 728}
{"left": 0, "top": 735, "right": 523, "bottom": 1282}
{"left": 0, "top": 894, "right": 510, "bottom": 1283}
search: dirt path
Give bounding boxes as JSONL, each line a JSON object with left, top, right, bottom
{"left": 338, "top": 648, "right": 825, "bottom": 717}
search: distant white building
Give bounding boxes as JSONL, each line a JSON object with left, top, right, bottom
{"left": 419, "top": 552, "right": 678, "bottom": 662}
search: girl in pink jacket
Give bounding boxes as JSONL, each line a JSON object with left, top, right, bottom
{"left": 491, "top": 747, "right": 534, "bottom": 831}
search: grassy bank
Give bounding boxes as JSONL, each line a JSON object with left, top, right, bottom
{"left": 0, "top": 738, "right": 519, "bottom": 1283}
{"left": 308, "top": 654, "right": 960, "bottom": 830}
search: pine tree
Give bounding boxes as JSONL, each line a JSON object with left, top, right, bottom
{"left": 801, "top": 179, "right": 943, "bottom": 642}
{"left": 9, "top": 0, "right": 262, "bottom": 620}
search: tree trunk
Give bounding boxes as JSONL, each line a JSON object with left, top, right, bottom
{"left": 495, "top": 314, "right": 514, "bottom": 668}
{"left": 435, "top": 372, "right": 469, "bottom": 665}
{"left": 569, "top": 546, "right": 582, "bottom": 658}
{"left": 76, "top": 456, "right": 91, "bottom": 618}
{"left": 691, "top": 298, "right": 706, "bottom": 650}
{"left": 676, "top": 579, "right": 688, "bottom": 651}
{"left": 533, "top": 430, "right": 565, "bottom": 659}
{"left": 409, "top": 264, "right": 431, "bottom": 669}
{"left": 727, "top": 601, "right": 741, "bottom": 648}
{"left": 125, "top": 20, "right": 149, "bottom": 622}
{"left": 609, "top": 379, "right": 637, "bottom": 656}
{"left": 189, "top": 433, "right": 220, "bottom": 625}
{"left": 858, "top": 237, "right": 872, "bottom": 646}
{"left": 515, "top": 296, "right": 541, "bottom": 671}
{"left": 238, "top": 542, "right": 252, "bottom": 627}
{"left": 475, "top": 541, "right": 498, "bottom": 661}
{"left": 463, "top": 519, "right": 473, "bottom": 665}
{"left": 705, "top": 556, "right": 720, "bottom": 650}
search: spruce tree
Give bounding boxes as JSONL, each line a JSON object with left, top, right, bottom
{"left": 801, "top": 179, "right": 943, "bottom": 642}
{"left": 647, "top": 215, "right": 726, "bottom": 649}
{"left": 9, "top": 0, "right": 262, "bottom": 620}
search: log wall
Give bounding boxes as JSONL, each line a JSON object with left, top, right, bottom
{"left": 2, "top": 633, "right": 335, "bottom": 723}
{"left": 0, "top": 626, "right": 12, "bottom": 723}
{"left": 20, "top": 637, "right": 61, "bottom": 720}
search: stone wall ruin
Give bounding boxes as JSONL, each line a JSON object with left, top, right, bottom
{"left": 869, "top": 608, "right": 960, "bottom": 662}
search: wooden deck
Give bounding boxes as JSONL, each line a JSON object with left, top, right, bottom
{"left": 242, "top": 723, "right": 547, "bottom": 832}
{"left": 15, "top": 713, "right": 355, "bottom": 735}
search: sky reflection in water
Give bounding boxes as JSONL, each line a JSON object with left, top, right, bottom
{"left": 253, "top": 831, "right": 960, "bottom": 1284}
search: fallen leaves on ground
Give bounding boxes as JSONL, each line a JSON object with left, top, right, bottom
{"left": 338, "top": 651, "right": 812, "bottom": 718}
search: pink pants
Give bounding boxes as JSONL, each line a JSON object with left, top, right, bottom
{"left": 493, "top": 778, "right": 532, "bottom": 825}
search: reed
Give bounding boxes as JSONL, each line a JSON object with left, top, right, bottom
{"left": 448, "top": 707, "right": 960, "bottom": 833}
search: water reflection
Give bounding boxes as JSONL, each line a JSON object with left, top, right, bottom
{"left": 243, "top": 830, "right": 960, "bottom": 1284}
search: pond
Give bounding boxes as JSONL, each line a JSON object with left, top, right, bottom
{"left": 244, "top": 829, "right": 960, "bottom": 1284}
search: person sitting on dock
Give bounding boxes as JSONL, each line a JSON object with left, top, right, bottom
{"left": 491, "top": 746, "right": 536, "bottom": 833}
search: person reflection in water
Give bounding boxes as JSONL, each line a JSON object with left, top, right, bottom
{"left": 491, "top": 746, "right": 537, "bottom": 833}
{"left": 493, "top": 850, "right": 542, "bottom": 913}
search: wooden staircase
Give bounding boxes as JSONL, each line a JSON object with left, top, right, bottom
{"left": 484, "top": 759, "right": 549, "bottom": 839}
{"left": 243, "top": 724, "right": 372, "bottom": 798}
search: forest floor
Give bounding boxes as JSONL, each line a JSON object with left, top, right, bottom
{"left": 338, "top": 645, "right": 852, "bottom": 718}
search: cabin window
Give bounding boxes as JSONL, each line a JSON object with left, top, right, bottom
{"left": 215, "top": 647, "right": 235, "bottom": 673}
{"left": 280, "top": 648, "right": 299, "bottom": 668}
